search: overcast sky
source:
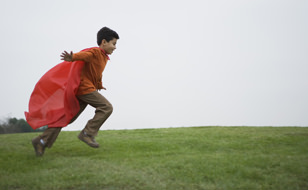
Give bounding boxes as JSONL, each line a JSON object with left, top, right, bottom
{"left": 0, "top": 0, "right": 307, "bottom": 130}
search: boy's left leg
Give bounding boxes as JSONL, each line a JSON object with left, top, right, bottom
{"left": 77, "top": 91, "right": 113, "bottom": 148}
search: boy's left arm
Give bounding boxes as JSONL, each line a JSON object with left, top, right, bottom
{"left": 97, "top": 81, "right": 106, "bottom": 91}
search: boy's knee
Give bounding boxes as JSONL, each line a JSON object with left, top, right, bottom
{"left": 106, "top": 103, "right": 113, "bottom": 114}
{"left": 98, "top": 103, "right": 113, "bottom": 114}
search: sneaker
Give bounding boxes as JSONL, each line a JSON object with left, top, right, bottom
{"left": 32, "top": 137, "right": 45, "bottom": 156}
{"left": 78, "top": 130, "right": 99, "bottom": 148}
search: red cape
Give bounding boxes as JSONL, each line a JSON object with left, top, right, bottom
{"left": 25, "top": 48, "right": 94, "bottom": 129}
{"left": 25, "top": 60, "right": 84, "bottom": 129}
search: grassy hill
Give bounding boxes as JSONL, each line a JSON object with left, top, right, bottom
{"left": 0, "top": 127, "right": 307, "bottom": 190}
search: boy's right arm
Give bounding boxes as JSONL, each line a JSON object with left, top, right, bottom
{"left": 61, "top": 49, "right": 96, "bottom": 63}
{"left": 60, "top": 51, "right": 73, "bottom": 62}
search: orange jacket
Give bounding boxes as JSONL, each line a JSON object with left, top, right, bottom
{"left": 72, "top": 47, "right": 109, "bottom": 95}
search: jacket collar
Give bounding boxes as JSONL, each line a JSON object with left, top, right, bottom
{"left": 99, "top": 48, "right": 110, "bottom": 60}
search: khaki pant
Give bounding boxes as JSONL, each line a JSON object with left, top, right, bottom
{"left": 39, "top": 91, "right": 113, "bottom": 148}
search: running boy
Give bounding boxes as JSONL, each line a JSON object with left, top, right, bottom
{"left": 27, "top": 27, "right": 119, "bottom": 156}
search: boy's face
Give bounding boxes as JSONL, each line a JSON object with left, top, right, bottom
{"left": 100, "top": 38, "right": 118, "bottom": 55}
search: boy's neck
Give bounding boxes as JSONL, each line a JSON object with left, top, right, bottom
{"left": 98, "top": 47, "right": 110, "bottom": 60}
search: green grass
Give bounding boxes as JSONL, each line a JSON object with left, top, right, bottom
{"left": 0, "top": 127, "right": 307, "bottom": 190}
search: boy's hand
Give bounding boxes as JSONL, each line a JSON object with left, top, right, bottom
{"left": 60, "top": 51, "right": 73, "bottom": 62}
{"left": 97, "top": 87, "right": 107, "bottom": 91}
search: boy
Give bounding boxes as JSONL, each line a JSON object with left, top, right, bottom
{"left": 26, "top": 27, "right": 119, "bottom": 156}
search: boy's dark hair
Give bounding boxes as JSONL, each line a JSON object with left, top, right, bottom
{"left": 97, "top": 27, "right": 119, "bottom": 45}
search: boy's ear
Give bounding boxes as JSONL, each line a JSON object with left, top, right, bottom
{"left": 101, "top": 39, "right": 107, "bottom": 45}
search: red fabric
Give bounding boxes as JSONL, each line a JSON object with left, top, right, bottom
{"left": 25, "top": 48, "right": 95, "bottom": 129}
{"left": 24, "top": 61, "right": 84, "bottom": 129}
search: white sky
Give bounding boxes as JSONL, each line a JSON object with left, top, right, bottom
{"left": 0, "top": 0, "right": 307, "bottom": 130}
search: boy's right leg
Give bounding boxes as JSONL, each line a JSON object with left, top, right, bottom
{"left": 39, "top": 127, "right": 62, "bottom": 148}
{"left": 32, "top": 127, "right": 62, "bottom": 156}
{"left": 32, "top": 99, "right": 88, "bottom": 156}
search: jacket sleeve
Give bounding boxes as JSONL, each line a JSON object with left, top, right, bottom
{"left": 72, "top": 49, "right": 96, "bottom": 63}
